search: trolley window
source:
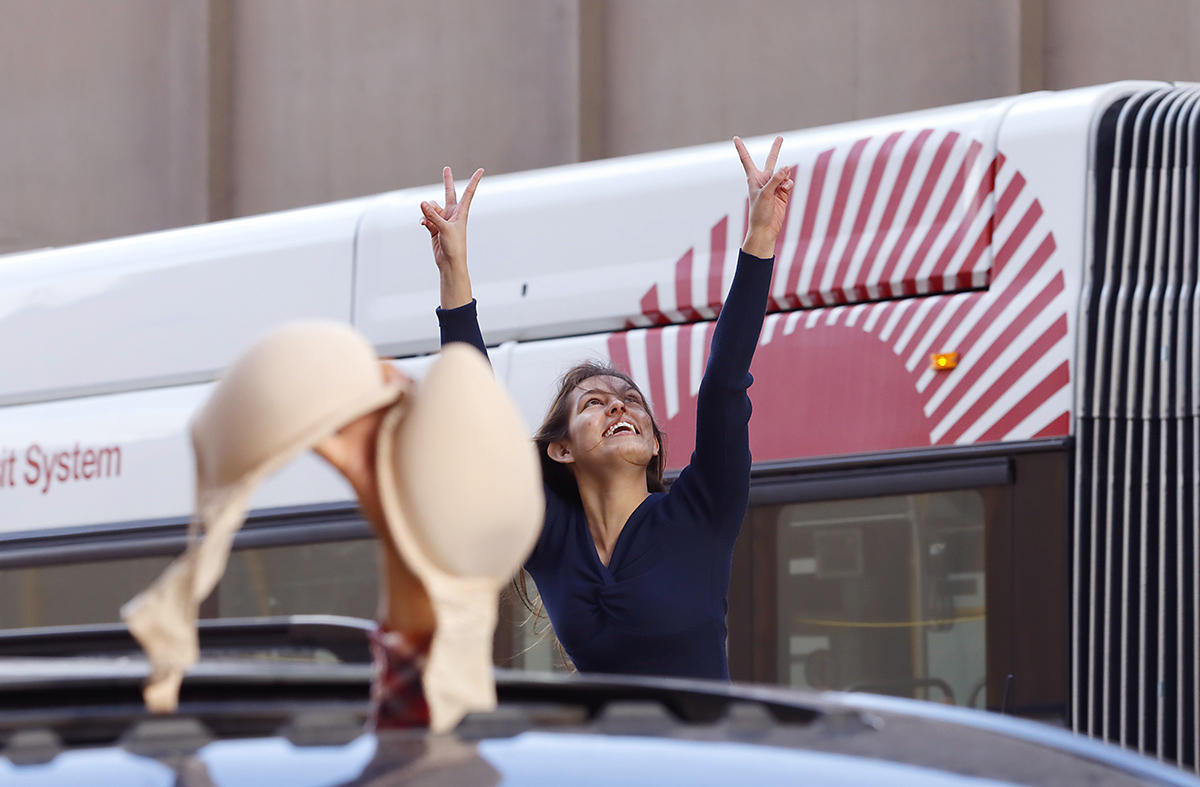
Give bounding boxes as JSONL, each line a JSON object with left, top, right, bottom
{"left": 770, "top": 490, "right": 987, "bottom": 708}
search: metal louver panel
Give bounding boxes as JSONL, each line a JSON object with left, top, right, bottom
{"left": 1075, "top": 85, "right": 1200, "bottom": 772}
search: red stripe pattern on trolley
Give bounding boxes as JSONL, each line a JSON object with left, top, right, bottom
{"left": 611, "top": 128, "right": 1071, "bottom": 450}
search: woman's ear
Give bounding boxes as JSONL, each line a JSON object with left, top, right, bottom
{"left": 546, "top": 441, "right": 574, "bottom": 465}
{"left": 652, "top": 436, "right": 660, "bottom": 457}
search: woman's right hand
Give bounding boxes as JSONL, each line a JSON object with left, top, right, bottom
{"left": 421, "top": 166, "right": 483, "bottom": 310}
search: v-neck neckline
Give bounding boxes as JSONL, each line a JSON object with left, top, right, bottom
{"left": 585, "top": 493, "right": 656, "bottom": 579}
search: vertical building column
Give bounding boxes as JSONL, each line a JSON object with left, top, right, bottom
{"left": 575, "top": 0, "right": 608, "bottom": 162}
{"left": 166, "top": 0, "right": 232, "bottom": 228}
{"left": 206, "top": 0, "right": 235, "bottom": 222}
{"left": 1018, "top": 0, "right": 1046, "bottom": 93}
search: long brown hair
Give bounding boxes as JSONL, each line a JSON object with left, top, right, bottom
{"left": 513, "top": 360, "right": 668, "bottom": 669}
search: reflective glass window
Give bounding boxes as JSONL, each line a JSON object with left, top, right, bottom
{"left": 772, "top": 490, "right": 987, "bottom": 708}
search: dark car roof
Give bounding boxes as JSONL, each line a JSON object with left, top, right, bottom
{"left": 0, "top": 616, "right": 1195, "bottom": 786}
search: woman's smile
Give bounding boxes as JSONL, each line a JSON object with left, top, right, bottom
{"left": 603, "top": 419, "right": 639, "bottom": 437}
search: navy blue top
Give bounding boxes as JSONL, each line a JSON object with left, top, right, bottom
{"left": 436, "top": 250, "right": 773, "bottom": 679}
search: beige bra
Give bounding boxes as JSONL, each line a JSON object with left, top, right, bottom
{"left": 122, "top": 322, "right": 543, "bottom": 732}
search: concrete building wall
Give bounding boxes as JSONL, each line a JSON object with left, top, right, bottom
{"left": 227, "top": 0, "right": 590, "bottom": 217}
{"left": 1043, "top": 0, "right": 1200, "bottom": 86}
{"left": 1, "top": 0, "right": 1199, "bottom": 255}
{"left": 599, "top": 0, "right": 1030, "bottom": 156}
{"left": 0, "top": 1, "right": 214, "bottom": 251}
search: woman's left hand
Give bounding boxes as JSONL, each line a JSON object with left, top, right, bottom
{"left": 734, "top": 135, "right": 793, "bottom": 258}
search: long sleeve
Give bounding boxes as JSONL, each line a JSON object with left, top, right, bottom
{"left": 435, "top": 299, "right": 489, "bottom": 360}
{"left": 668, "top": 250, "right": 774, "bottom": 540}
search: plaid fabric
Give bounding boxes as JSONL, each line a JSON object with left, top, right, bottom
{"left": 368, "top": 627, "right": 430, "bottom": 729}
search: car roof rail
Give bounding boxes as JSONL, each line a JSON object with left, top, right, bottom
{"left": 0, "top": 615, "right": 374, "bottom": 663}
{"left": 492, "top": 669, "right": 825, "bottom": 726}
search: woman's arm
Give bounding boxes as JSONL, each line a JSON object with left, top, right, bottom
{"left": 700, "top": 136, "right": 793, "bottom": 388}
{"left": 670, "top": 137, "right": 793, "bottom": 537}
{"left": 421, "top": 167, "right": 490, "bottom": 358}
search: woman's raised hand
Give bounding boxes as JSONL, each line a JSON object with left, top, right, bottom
{"left": 420, "top": 166, "right": 483, "bottom": 310}
{"left": 734, "top": 135, "right": 793, "bottom": 259}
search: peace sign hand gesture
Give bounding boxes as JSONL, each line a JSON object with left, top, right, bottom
{"left": 734, "top": 135, "right": 793, "bottom": 259}
{"left": 420, "top": 166, "right": 484, "bottom": 309}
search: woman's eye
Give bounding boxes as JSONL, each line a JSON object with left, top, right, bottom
{"left": 585, "top": 398, "right": 602, "bottom": 407}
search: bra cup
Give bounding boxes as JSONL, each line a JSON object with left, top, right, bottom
{"left": 374, "top": 343, "right": 545, "bottom": 732}
{"left": 192, "top": 322, "right": 392, "bottom": 487}
{"left": 388, "top": 343, "right": 543, "bottom": 582}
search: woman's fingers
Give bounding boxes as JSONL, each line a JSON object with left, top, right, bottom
{"left": 420, "top": 164, "right": 482, "bottom": 240}
{"left": 431, "top": 166, "right": 483, "bottom": 221}
{"left": 420, "top": 200, "right": 451, "bottom": 232}
{"left": 764, "top": 136, "right": 783, "bottom": 175}
{"left": 458, "top": 168, "right": 485, "bottom": 219}
{"left": 443, "top": 166, "right": 457, "bottom": 211}
{"left": 766, "top": 166, "right": 789, "bottom": 193}
{"left": 734, "top": 135, "right": 787, "bottom": 191}
{"left": 733, "top": 136, "right": 755, "bottom": 179}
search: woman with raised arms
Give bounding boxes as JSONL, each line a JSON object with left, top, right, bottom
{"left": 418, "top": 137, "right": 793, "bottom": 679}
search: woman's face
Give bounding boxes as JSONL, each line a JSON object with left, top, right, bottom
{"left": 549, "top": 375, "right": 659, "bottom": 474}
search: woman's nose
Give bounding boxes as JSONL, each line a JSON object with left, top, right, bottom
{"left": 607, "top": 399, "right": 624, "bottom": 415}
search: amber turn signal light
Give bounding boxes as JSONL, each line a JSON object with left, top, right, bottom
{"left": 930, "top": 352, "right": 959, "bottom": 371}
